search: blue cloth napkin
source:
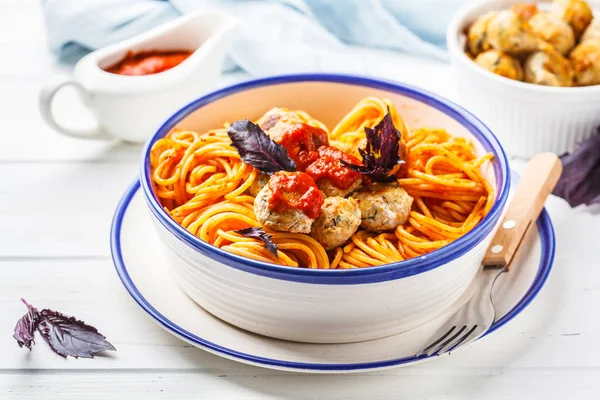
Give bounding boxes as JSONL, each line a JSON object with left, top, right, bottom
{"left": 42, "top": 0, "right": 465, "bottom": 75}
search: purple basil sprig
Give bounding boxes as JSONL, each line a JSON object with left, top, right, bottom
{"left": 553, "top": 133, "right": 600, "bottom": 207}
{"left": 13, "top": 299, "right": 115, "bottom": 358}
{"left": 340, "top": 110, "right": 404, "bottom": 182}
{"left": 13, "top": 301, "right": 39, "bottom": 350}
{"left": 235, "top": 227, "right": 279, "bottom": 258}
{"left": 227, "top": 119, "right": 296, "bottom": 174}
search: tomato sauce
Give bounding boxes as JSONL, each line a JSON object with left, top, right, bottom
{"left": 105, "top": 50, "right": 192, "bottom": 76}
{"left": 267, "top": 172, "right": 324, "bottom": 219}
{"left": 279, "top": 123, "right": 329, "bottom": 170}
{"left": 305, "top": 146, "right": 362, "bottom": 190}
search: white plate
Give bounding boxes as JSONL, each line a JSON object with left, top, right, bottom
{"left": 111, "top": 178, "right": 555, "bottom": 373}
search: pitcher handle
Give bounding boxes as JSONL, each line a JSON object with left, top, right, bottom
{"left": 39, "top": 75, "right": 111, "bottom": 140}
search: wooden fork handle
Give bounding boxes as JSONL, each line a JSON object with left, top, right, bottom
{"left": 482, "top": 153, "right": 562, "bottom": 270}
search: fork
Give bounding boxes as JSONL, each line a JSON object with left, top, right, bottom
{"left": 416, "top": 153, "right": 563, "bottom": 357}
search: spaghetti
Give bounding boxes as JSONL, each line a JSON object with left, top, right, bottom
{"left": 150, "top": 98, "right": 495, "bottom": 269}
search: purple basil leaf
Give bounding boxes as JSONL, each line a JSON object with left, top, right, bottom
{"left": 340, "top": 110, "right": 403, "bottom": 182}
{"left": 553, "top": 133, "right": 600, "bottom": 207}
{"left": 37, "top": 309, "right": 116, "bottom": 359}
{"left": 13, "top": 299, "right": 40, "bottom": 350}
{"left": 236, "top": 227, "right": 279, "bottom": 258}
{"left": 227, "top": 119, "right": 296, "bottom": 174}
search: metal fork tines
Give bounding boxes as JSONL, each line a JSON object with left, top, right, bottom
{"left": 416, "top": 265, "right": 506, "bottom": 357}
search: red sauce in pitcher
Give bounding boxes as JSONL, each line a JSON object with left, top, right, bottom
{"left": 105, "top": 51, "right": 192, "bottom": 76}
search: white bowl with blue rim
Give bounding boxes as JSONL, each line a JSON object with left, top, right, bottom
{"left": 139, "top": 74, "right": 510, "bottom": 344}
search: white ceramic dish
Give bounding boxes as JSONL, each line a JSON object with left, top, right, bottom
{"left": 447, "top": 0, "right": 600, "bottom": 157}
{"left": 39, "top": 11, "right": 238, "bottom": 142}
{"left": 111, "top": 178, "right": 555, "bottom": 372}
{"left": 138, "top": 74, "right": 510, "bottom": 344}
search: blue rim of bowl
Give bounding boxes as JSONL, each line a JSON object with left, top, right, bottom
{"left": 139, "top": 73, "right": 511, "bottom": 284}
{"left": 111, "top": 177, "right": 555, "bottom": 371}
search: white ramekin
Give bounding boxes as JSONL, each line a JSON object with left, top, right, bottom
{"left": 447, "top": 0, "right": 600, "bottom": 158}
{"left": 140, "top": 74, "right": 510, "bottom": 344}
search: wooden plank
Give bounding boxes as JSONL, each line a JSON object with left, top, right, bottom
{"left": 1, "top": 369, "right": 599, "bottom": 399}
{"left": 0, "top": 0, "right": 38, "bottom": 6}
{"left": 0, "top": 163, "right": 138, "bottom": 257}
{"left": 0, "top": 77, "right": 141, "bottom": 162}
{"left": 0, "top": 1, "right": 68, "bottom": 77}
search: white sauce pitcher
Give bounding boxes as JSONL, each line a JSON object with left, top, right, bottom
{"left": 39, "top": 11, "right": 239, "bottom": 143}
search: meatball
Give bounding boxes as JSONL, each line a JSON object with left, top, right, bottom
{"left": 511, "top": 3, "right": 539, "bottom": 20}
{"left": 551, "top": 0, "right": 593, "bottom": 39}
{"left": 570, "top": 40, "right": 600, "bottom": 85}
{"left": 581, "top": 18, "right": 600, "bottom": 42}
{"left": 265, "top": 119, "right": 302, "bottom": 143}
{"left": 254, "top": 185, "right": 314, "bottom": 233}
{"left": 467, "top": 12, "right": 498, "bottom": 57}
{"left": 317, "top": 177, "right": 362, "bottom": 198}
{"left": 247, "top": 172, "right": 269, "bottom": 197}
{"left": 258, "top": 107, "right": 301, "bottom": 131}
{"left": 310, "top": 197, "right": 361, "bottom": 250}
{"left": 529, "top": 12, "right": 575, "bottom": 55}
{"left": 524, "top": 46, "right": 573, "bottom": 86}
{"left": 353, "top": 183, "right": 414, "bottom": 233}
{"left": 525, "top": 45, "right": 573, "bottom": 85}
{"left": 257, "top": 107, "right": 303, "bottom": 142}
{"left": 474, "top": 50, "right": 524, "bottom": 81}
{"left": 487, "top": 10, "right": 540, "bottom": 55}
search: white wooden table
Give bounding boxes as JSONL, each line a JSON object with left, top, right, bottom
{"left": 2, "top": 1, "right": 599, "bottom": 398}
